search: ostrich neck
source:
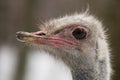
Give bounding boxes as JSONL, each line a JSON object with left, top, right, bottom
{"left": 72, "top": 68, "right": 95, "bottom": 80}
{"left": 61, "top": 54, "right": 109, "bottom": 80}
{"left": 70, "top": 59, "right": 109, "bottom": 80}
{"left": 70, "top": 62, "right": 96, "bottom": 80}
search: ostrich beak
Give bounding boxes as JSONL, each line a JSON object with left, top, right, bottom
{"left": 16, "top": 31, "right": 76, "bottom": 48}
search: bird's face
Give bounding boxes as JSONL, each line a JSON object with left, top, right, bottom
{"left": 16, "top": 13, "right": 106, "bottom": 67}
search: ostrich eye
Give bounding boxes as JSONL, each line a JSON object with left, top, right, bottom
{"left": 72, "top": 28, "right": 87, "bottom": 40}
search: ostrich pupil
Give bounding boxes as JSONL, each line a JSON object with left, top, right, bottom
{"left": 72, "top": 28, "right": 86, "bottom": 40}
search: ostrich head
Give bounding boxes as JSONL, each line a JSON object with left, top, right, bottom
{"left": 16, "top": 13, "right": 111, "bottom": 80}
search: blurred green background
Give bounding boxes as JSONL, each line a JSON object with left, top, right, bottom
{"left": 0, "top": 0, "right": 120, "bottom": 80}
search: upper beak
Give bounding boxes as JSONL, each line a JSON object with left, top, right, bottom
{"left": 16, "top": 31, "right": 76, "bottom": 47}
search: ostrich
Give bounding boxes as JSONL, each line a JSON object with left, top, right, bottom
{"left": 16, "top": 13, "right": 111, "bottom": 80}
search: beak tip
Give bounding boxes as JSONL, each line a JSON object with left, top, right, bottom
{"left": 16, "top": 31, "right": 25, "bottom": 42}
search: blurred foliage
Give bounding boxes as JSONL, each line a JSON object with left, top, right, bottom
{"left": 0, "top": 0, "right": 120, "bottom": 80}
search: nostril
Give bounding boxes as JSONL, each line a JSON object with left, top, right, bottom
{"left": 33, "top": 31, "right": 46, "bottom": 36}
{"left": 36, "top": 33, "right": 46, "bottom": 36}
{"left": 34, "top": 31, "right": 46, "bottom": 36}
